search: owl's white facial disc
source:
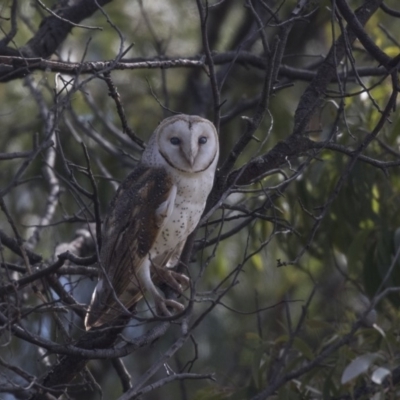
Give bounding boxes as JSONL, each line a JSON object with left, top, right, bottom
{"left": 156, "top": 115, "right": 219, "bottom": 173}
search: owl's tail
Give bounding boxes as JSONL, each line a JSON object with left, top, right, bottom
{"left": 85, "top": 278, "right": 142, "bottom": 330}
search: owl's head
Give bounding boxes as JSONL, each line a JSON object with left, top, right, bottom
{"left": 144, "top": 115, "right": 219, "bottom": 174}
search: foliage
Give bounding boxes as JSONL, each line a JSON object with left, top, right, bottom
{"left": 0, "top": 0, "right": 400, "bottom": 399}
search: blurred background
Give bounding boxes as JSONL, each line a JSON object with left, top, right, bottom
{"left": 1, "top": 0, "right": 400, "bottom": 399}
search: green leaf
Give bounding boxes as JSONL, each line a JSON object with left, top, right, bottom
{"left": 292, "top": 337, "right": 314, "bottom": 361}
{"left": 341, "top": 353, "right": 380, "bottom": 385}
{"left": 306, "top": 318, "right": 333, "bottom": 331}
{"left": 371, "top": 367, "right": 391, "bottom": 385}
{"left": 394, "top": 227, "right": 400, "bottom": 255}
{"left": 363, "top": 239, "right": 380, "bottom": 298}
{"left": 347, "top": 229, "right": 371, "bottom": 275}
{"left": 192, "top": 385, "right": 234, "bottom": 400}
{"left": 275, "top": 335, "right": 314, "bottom": 360}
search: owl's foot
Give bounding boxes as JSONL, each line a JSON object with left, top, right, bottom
{"left": 138, "top": 264, "right": 188, "bottom": 317}
{"left": 150, "top": 267, "right": 189, "bottom": 316}
{"left": 153, "top": 292, "right": 185, "bottom": 316}
{"left": 151, "top": 266, "right": 190, "bottom": 294}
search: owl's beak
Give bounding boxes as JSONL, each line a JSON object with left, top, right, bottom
{"left": 188, "top": 154, "right": 195, "bottom": 167}
{"left": 183, "top": 143, "right": 198, "bottom": 168}
{"left": 189, "top": 144, "right": 199, "bottom": 167}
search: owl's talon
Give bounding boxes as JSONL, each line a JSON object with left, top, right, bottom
{"left": 152, "top": 266, "right": 190, "bottom": 294}
{"left": 154, "top": 294, "right": 185, "bottom": 316}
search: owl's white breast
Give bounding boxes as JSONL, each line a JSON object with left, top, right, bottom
{"left": 152, "top": 167, "right": 214, "bottom": 255}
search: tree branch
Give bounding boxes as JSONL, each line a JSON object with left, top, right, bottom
{"left": 293, "top": 0, "right": 384, "bottom": 135}
{"left": 0, "top": 0, "right": 113, "bottom": 81}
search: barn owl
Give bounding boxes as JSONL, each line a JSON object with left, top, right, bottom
{"left": 85, "top": 115, "right": 219, "bottom": 330}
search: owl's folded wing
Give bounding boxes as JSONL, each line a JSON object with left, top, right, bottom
{"left": 85, "top": 164, "right": 175, "bottom": 329}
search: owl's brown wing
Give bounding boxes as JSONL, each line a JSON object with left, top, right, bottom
{"left": 85, "top": 164, "right": 174, "bottom": 329}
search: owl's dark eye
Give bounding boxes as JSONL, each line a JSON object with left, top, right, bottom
{"left": 170, "top": 137, "right": 181, "bottom": 145}
{"left": 198, "top": 136, "right": 207, "bottom": 145}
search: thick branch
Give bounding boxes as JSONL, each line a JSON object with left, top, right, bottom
{"left": 227, "top": 135, "right": 314, "bottom": 186}
{"left": 0, "top": 229, "right": 42, "bottom": 264}
{"left": 336, "top": 0, "right": 393, "bottom": 67}
{"left": 0, "top": 0, "right": 113, "bottom": 81}
{"left": 28, "top": 321, "right": 170, "bottom": 399}
{"left": 0, "top": 54, "right": 392, "bottom": 83}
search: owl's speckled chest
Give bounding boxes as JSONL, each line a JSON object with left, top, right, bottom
{"left": 152, "top": 171, "right": 212, "bottom": 256}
